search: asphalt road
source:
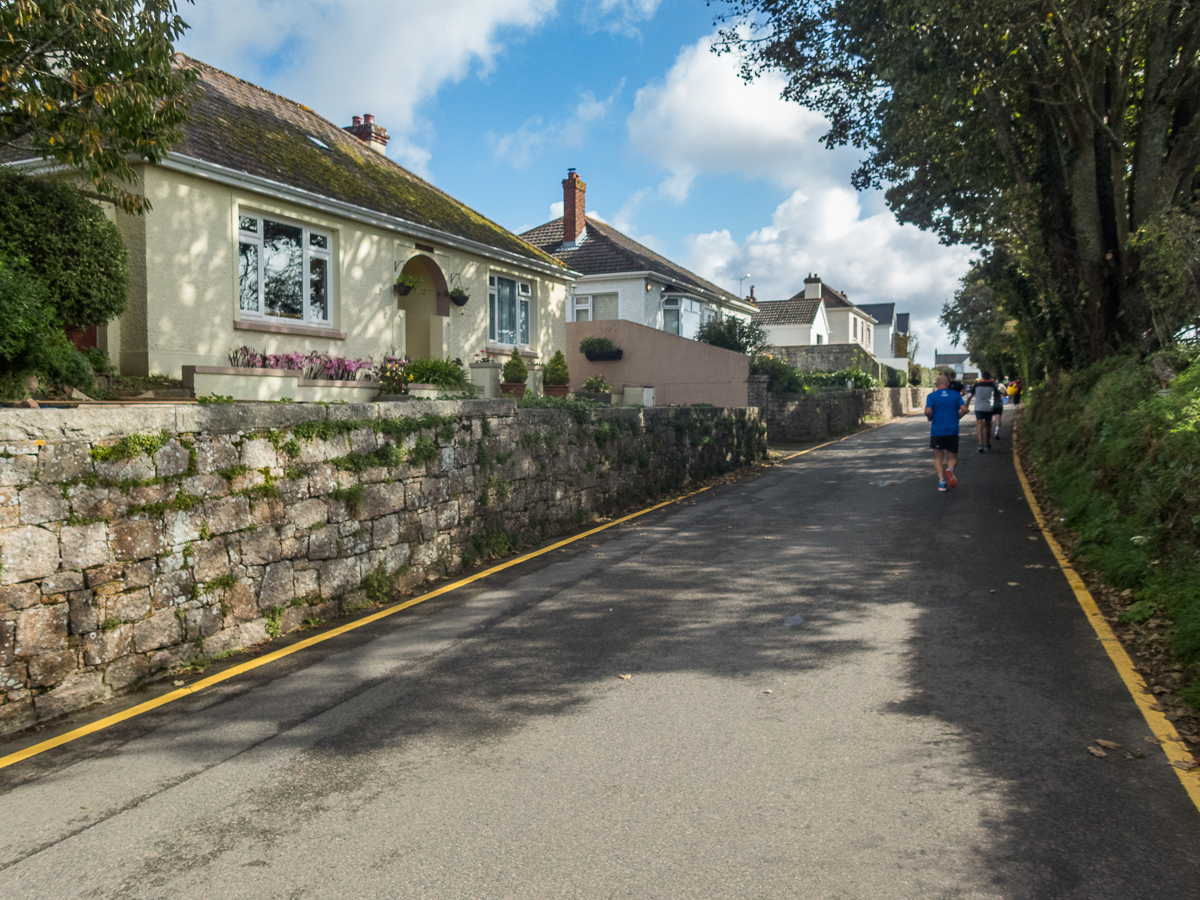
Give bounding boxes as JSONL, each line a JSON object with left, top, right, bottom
{"left": 1, "top": 411, "right": 1198, "bottom": 899}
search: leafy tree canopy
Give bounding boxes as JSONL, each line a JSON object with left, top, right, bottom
{"left": 715, "top": 1, "right": 1200, "bottom": 368}
{"left": 696, "top": 316, "right": 769, "bottom": 355}
{"left": 0, "top": 0, "right": 195, "bottom": 213}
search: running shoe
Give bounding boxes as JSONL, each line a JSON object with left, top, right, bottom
{"left": 946, "top": 467, "right": 958, "bottom": 488}
{"left": 977, "top": 445, "right": 985, "bottom": 453}
{"left": 938, "top": 481, "right": 948, "bottom": 492}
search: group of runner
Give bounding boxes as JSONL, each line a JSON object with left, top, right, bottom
{"left": 924, "top": 371, "right": 1023, "bottom": 492}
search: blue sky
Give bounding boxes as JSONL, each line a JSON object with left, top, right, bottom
{"left": 178, "top": 0, "right": 971, "bottom": 363}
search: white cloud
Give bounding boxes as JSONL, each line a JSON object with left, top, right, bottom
{"left": 179, "top": 0, "right": 562, "bottom": 176}
{"left": 629, "top": 32, "right": 972, "bottom": 363}
{"left": 488, "top": 86, "right": 621, "bottom": 169}
{"left": 585, "top": 0, "right": 661, "bottom": 37}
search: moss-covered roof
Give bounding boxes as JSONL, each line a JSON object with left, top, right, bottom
{"left": 168, "top": 56, "right": 563, "bottom": 269}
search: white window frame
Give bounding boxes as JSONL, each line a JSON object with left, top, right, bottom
{"left": 489, "top": 274, "right": 532, "bottom": 346}
{"left": 237, "top": 212, "right": 332, "bottom": 327}
{"left": 662, "top": 296, "right": 681, "bottom": 335}
{"left": 571, "top": 293, "right": 591, "bottom": 322}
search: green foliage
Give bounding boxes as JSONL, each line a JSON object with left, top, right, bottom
{"left": 0, "top": 2, "right": 196, "bottom": 213}
{"left": 331, "top": 483, "right": 365, "bottom": 517}
{"left": 1028, "top": 352, "right": 1200, "bottom": 664}
{"left": 884, "top": 365, "right": 908, "bottom": 388}
{"left": 471, "top": 528, "right": 513, "bottom": 559}
{"left": 101, "top": 616, "right": 121, "bottom": 632}
{"left": 501, "top": 346, "right": 528, "bottom": 384}
{"left": 582, "top": 374, "right": 613, "bottom": 393}
{"left": 90, "top": 430, "right": 170, "bottom": 462}
{"left": 360, "top": 565, "right": 392, "bottom": 605}
{"left": 403, "top": 356, "right": 470, "bottom": 389}
{"left": 330, "top": 444, "right": 407, "bottom": 472}
{"left": 544, "top": 349, "right": 570, "bottom": 386}
{"left": 409, "top": 435, "right": 439, "bottom": 465}
{"left": 909, "top": 364, "right": 924, "bottom": 387}
{"left": 593, "top": 421, "right": 619, "bottom": 448}
{"left": 695, "top": 317, "right": 768, "bottom": 355}
{"left": 197, "top": 393, "right": 235, "bottom": 404}
{"left": 941, "top": 255, "right": 1029, "bottom": 377}
{"left": 751, "top": 355, "right": 807, "bottom": 394}
{"left": 290, "top": 413, "right": 452, "bottom": 444}
{"left": 716, "top": 0, "right": 1200, "bottom": 364}
{"left": 265, "top": 607, "right": 284, "bottom": 639}
{"left": 516, "top": 394, "right": 601, "bottom": 423}
{"left": 0, "top": 172, "right": 129, "bottom": 328}
{"left": 579, "top": 337, "right": 616, "bottom": 353}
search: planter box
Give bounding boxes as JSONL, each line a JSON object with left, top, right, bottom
{"left": 182, "top": 366, "right": 380, "bottom": 403}
{"left": 499, "top": 382, "right": 526, "bottom": 397}
{"left": 576, "top": 390, "right": 616, "bottom": 405}
{"left": 584, "top": 349, "right": 623, "bottom": 362}
{"left": 544, "top": 384, "right": 569, "bottom": 398}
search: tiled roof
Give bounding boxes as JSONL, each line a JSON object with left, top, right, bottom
{"left": 857, "top": 303, "right": 895, "bottom": 327}
{"left": 751, "top": 298, "right": 821, "bottom": 326}
{"left": 520, "top": 216, "right": 743, "bottom": 304}
{"left": 4, "top": 56, "right": 563, "bottom": 270}
{"left": 895, "top": 312, "right": 910, "bottom": 335}
{"left": 935, "top": 352, "right": 971, "bottom": 366}
{"left": 813, "top": 285, "right": 876, "bottom": 322}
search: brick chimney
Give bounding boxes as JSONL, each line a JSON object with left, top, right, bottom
{"left": 344, "top": 113, "right": 390, "bottom": 154}
{"left": 562, "top": 168, "right": 586, "bottom": 245}
{"left": 803, "top": 273, "right": 822, "bottom": 300}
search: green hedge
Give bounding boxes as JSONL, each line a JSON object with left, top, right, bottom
{"left": 1026, "top": 351, "right": 1200, "bottom": 696}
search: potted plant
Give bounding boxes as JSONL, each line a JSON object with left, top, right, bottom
{"left": 577, "top": 373, "right": 614, "bottom": 404}
{"left": 543, "top": 350, "right": 570, "bottom": 397}
{"left": 393, "top": 272, "right": 420, "bottom": 296}
{"left": 580, "top": 336, "right": 623, "bottom": 362}
{"left": 449, "top": 285, "right": 470, "bottom": 307}
{"left": 500, "top": 346, "right": 528, "bottom": 397}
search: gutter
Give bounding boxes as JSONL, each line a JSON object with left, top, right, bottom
{"left": 572, "top": 270, "right": 754, "bottom": 313}
{"left": 2, "top": 154, "right": 581, "bottom": 282}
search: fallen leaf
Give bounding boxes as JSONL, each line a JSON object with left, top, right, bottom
{"left": 618, "top": 674, "right": 631, "bottom": 680}
{"left": 173, "top": 680, "right": 185, "bottom": 686}
{"left": 1170, "top": 759, "right": 1198, "bottom": 772}
{"left": 1024, "top": 564, "right": 1046, "bottom": 569}
{"left": 1145, "top": 735, "right": 1163, "bottom": 744}
{"left": 1185, "top": 736, "right": 1200, "bottom": 745}
{"left": 763, "top": 689, "right": 773, "bottom": 694}
{"left": 1095, "top": 739, "right": 1122, "bottom": 749}
{"left": 1087, "top": 746, "right": 1108, "bottom": 757}
{"left": 1028, "top": 536, "right": 1039, "bottom": 541}
{"left": 1008, "top": 582, "right": 1019, "bottom": 586}
{"left": 990, "top": 589, "right": 997, "bottom": 593}
{"left": 1130, "top": 748, "right": 1146, "bottom": 758}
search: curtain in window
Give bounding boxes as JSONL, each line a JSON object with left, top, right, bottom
{"left": 592, "top": 293, "right": 618, "bottom": 320}
{"left": 495, "top": 277, "right": 516, "bottom": 344}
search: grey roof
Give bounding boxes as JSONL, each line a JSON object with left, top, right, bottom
{"left": 751, "top": 298, "right": 821, "bottom": 326}
{"left": 857, "top": 303, "right": 895, "bottom": 328}
{"left": 895, "top": 313, "right": 910, "bottom": 335}
{"left": 815, "top": 286, "right": 877, "bottom": 323}
{"left": 520, "top": 216, "right": 743, "bottom": 304}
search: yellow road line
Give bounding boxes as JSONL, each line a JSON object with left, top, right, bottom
{"left": 0, "top": 485, "right": 716, "bottom": 771}
{"left": 1013, "top": 439, "right": 1200, "bottom": 811}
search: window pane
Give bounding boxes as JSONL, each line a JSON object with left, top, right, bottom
{"left": 262, "top": 220, "right": 303, "bottom": 319}
{"left": 489, "top": 292, "right": 496, "bottom": 341}
{"left": 519, "top": 297, "right": 529, "bottom": 345}
{"left": 309, "top": 257, "right": 329, "bottom": 322}
{"left": 574, "top": 305, "right": 590, "bottom": 323}
{"left": 593, "top": 293, "right": 618, "bottom": 321}
{"left": 238, "top": 242, "right": 259, "bottom": 312}
{"left": 309, "top": 232, "right": 328, "bottom": 250}
{"left": 238, "top": 216, "right": 258, "bottom": 234}
{"left": 663, "top": 309, "right": 680, "bottom": 335}
{"left": 496, "top": 277, "right": 516, "bottom": 344}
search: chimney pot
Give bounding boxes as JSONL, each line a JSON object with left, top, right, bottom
{"left": 364, "top": 114, "right": 374, "bottom": 124}
{"left": 352, "top": 115, "right": 362, "bottom": 126}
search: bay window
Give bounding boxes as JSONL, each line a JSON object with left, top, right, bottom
{"left": 238, "top": 213, "right": 331, "bottom": 326}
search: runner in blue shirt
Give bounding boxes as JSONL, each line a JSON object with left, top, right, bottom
{"left": 925, "top": 374, "right": 968, "bottom": 492}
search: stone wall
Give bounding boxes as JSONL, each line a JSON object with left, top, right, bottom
{"left": 0, "top": 399, "right": 766, "bottom": 733}
{"left": 765, "top": 387, "right": 925, "bottom": 443}
{"left": 771, "top": 344, "right": 882, "bottom": 379}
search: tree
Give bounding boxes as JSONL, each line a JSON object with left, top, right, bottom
{"left": 940, "top": 255, "right": 1026, "bottom": 377}
{"left": 715, "top": 1, "right": 1200, "bottom": 367}
{"left": 0, "top": 0, "right": 196, "bottom": 213}
{"left": 696, "top": 317, "right": 769, "bottom": 355}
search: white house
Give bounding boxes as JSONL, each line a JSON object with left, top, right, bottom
{"left": 521, "top": 171, "right": 757, "bottom": 339}
{"left": 751, "top": 295, "right": 831, "bottom": 348}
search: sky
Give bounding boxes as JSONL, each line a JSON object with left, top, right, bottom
{"left": 177, "top": 0, "right": 973, "bottom": 365}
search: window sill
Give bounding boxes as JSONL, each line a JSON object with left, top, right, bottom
{"left": 485, "top": 343, "right": 538, "bottom": 359}
{"left": 234, "top": 319, "right": 346, "bottom": 341}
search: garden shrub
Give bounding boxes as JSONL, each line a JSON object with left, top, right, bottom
{"left": 403, "top": 356, "right": 469, "bottom": 390}
{"left": 884, "top": 365, "right": 908, "bottom": 387}
{"left": 544, "top": 350, "right": 570, "bottom": 386}
{"left": 582, "top": 374, "right": 613, "bottom": 393}
{"left": 696, "top": 317, "right": 768, "bottom": 355}
{"left": 0, "top": 171, "right": 128, "bottom": 330}
{"left": 502, "top": 347, "right": 528, "bottom": 384}
{"left": 579, "top": 337, "right": 616, "bottom": 354}
{"left": 751, "top": 355, "right": 807, "bottom": 393}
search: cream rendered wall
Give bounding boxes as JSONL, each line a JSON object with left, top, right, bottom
{"left": 764, "top": 323, "right": 813, "bottom": 347}
{"left": 127, "top": 165, "right": 567, "bottom": 377}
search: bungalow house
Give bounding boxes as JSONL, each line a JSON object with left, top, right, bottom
{"left": 520, "top": 171, "right": 757, "bottom": 338}
{"left": 750, "top": 295, "right": 831, "bottom": 348}
{"left": 2, "top": 56, "right": 573, "bottom": 394}
{"left": 934, "top": 351, "right": 976, "bottom": 381}
{"left": 857, "top": 302, "right": 911, "bottom": 373}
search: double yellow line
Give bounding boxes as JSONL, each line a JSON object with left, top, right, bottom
{"left": 0, "top": 487, "right": 715, "bottom": 771}
{"left": 1013, "top": 441, "right": 1200, "bottom": 811}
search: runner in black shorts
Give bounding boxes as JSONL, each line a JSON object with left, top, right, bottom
{"left": 969, "top": 371, "right": 998, "bottom": 453}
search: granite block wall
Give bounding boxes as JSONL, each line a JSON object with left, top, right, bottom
{"left": 0, "top": 399, "right": 766, "bottom": 733}
{"left": 765, "top": 387, "right": 924, "bottom": 443}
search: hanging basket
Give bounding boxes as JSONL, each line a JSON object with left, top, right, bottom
{"left": 450, "top": 292, "right": 470, "bottom": 307}
{"left": 584, "top": 348, "right": 623, "bottom": 362}
{"left": 393, "top": 283, "right": 414, "bottom": 297}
